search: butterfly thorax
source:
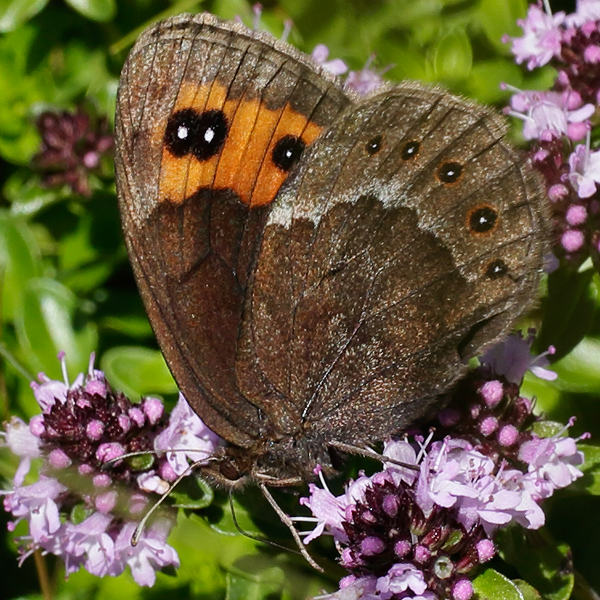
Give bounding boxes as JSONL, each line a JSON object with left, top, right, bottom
{"left": 205, "top": 429, "right": 340, "bottom": 489}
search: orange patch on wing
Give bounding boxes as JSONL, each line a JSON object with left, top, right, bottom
{"left": 250, "top": 103, "right": 322, "bottom": 207}
{"left": 157, "top": 81, "right": 324, "bottom": 207}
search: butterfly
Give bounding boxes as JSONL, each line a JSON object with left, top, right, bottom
{"left": 114, "top": 12, "right": 550, "bottom": 496}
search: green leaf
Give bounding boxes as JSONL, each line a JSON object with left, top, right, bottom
{"left": 473, "top": 568, "right": 524, "bottom": 600}
{"left": 551, "top": 336, "right": 600, "bottom": 394}
{"left": 100, "top": 346, "right": 177, "bottom": 399}
{"left": 0, "top": 210, "right": 41, "bottom": 321}
{"left": 171, "top": 476, "right": 214, "bottom": 509}
{"left": 514, "top": 580, "right": 542, "bottom": 600}
{"left": 538, "top": 266, "right": 598, "bottom": 361}
{"left": 14, "top": 277, "right": 98, "bottom": 379}
{"left": 479, "top": 0, "right": 528, "bottom": 51}
{"left": 496, "top": 527, "right": 574, "bottom": 600}
{"left": 0, "top": 0, "right": 49, "bottom": 32}
{"left": 64, "top": 0, "right": 115, "bottom": 22}
{"left": 569, "top": 444, "right": 600, "bottom": 494}
{"left": 467, "top": 59, "right": 523, "bottom": 104}
{"left": 3, "top": 169, "right": 63, "bottom": 216}
{"left": 226, "top": 563, "right": 285, "bottom": 600}
{"left": 430, "top": 28, "right": 473, "bottom": 81}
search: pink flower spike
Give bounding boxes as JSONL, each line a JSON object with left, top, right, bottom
{"left": 498, "top": 424, "right": 519, "bottom": 447}
{"left": 86, "top": 419, "right": 104, "bottom": 441}
{"left": 96, "top": 443, "right": 125, "bottom": 463}
{"left": 49, "top": 448, "right": 72, "bottom": 469}
{"left": 452, "top": 578, "right": 474, "bottom": 600}
{"left": 476, "top": 539, "right": 496, "bottom": 563}
{"left": 479, "top": 380, "right": 504, "bottom": 408}
{"left": 562, "top": 229, "right": 585, "bottom": 252}
{"left": 142, "top": 397, "right": 164, "bottom": 425}
{"left": 95, "top": 490, "right": 118, "bottom": 513}
{"left": 584, "top": 44, "right": 600, "bottom": 63}
{"left": 566, "top": 205, "right": 587, "bottom": 225}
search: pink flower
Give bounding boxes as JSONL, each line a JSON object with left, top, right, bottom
{"left": 3, "top": 417, "right": 41, "bottom": 486}
{"left": 153, "top": 393, "right": 221, "bottom": 476}
{"left": 506, "top": 3, "right": 565, "bottom": 69}
{"left": 479, "top": 331, "right": 557, "bottom": 384}
{"left": 569, "top": 141, "right": 600, "bottom": 197}
{"left": 506, "top": 89, "right": 594, "bottom": 141}
{"left": 311, "top": 44, "right": 348, "bottom": 76}
{"left": 376, "top": 563, "right": 428, "bottom": 598}
{"left": 113, "top": 520, "right": 179, "bottom": 587}
{"left": 566, "top": 0, "right": 600, "bottom": 27}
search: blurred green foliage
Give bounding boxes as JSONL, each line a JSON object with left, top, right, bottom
{"left": 0, "top": 0, "right": 598, "bottom": 599}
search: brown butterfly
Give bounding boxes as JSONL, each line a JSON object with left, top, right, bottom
{"left": 115, "top": 13, "right": 550, "bottom": 500}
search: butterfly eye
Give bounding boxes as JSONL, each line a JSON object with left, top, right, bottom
{"left": 485, "top": 259, "right": 508, "bottom": 279}
{"left": 164, "top": 108, "right": 228, "bottom": 161}
{"left": 401, "top": 141, "right": 420, "bottom": 160}
{"left": 467, "top": 204, "right": 499, "bottom": 235}
{"left": 365, "top": 134, "right": 383, "bottom": 155}
{"left": 272, "top": 135, "right": 306, "bottom": 171}
{"left": 437, "top": 161, "right": 463, "bottom": 184}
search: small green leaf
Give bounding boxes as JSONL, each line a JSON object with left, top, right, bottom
{"left": 569, "top": 444, "right": 600, "bottom": 494}
{"left": 0, "top": 210, "right": 41, "bottom": 321}
{"left": 467, "top": 59, "right": 523, "bottom": 104}
{"left": 15, "top": 277, "right": 98, "bottom": 379}
{"left": 430, "top": 28, "right": 473, "bottom": 81}
{"left": 172, "top": 477, "right": 214, "bottom": 510}
{"left": 473, "top": 568, "right": 524, "bottom": 600}
{"left": 551, "top": 336, "right": 600, "bottom": 394}
{"left": 513, "top": 580, "right": 542, "bottom": 600}
{"left": 100, "top": 346, "right": 177, "bottom": 399}
{"left": 226, "top": 563, "right": 285, "bottom": 600}
{"left": 64, "top": 0, "right": 115, "bottom": 22}
{"left": 496, "top": 527, "right": 574, "bottom": 600}
{"left": 0, "top": 0, "right": 49, "bottom": 32}
{"left": 538, "top": 266, "right": 598, "bottom": 361}
{"left": 479, "top": 0, "right": 528, "bottom": 51}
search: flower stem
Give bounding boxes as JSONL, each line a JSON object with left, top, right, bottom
{"left": 33, "top": 549, "right": 52, "bottom": 600}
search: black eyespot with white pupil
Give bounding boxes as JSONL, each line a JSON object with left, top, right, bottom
{"left": 438, "top": 161, "right": 463, "bottom": 184}
{"left": 366, "top": 135, "right": 383, "bottom": 155}
{"left": 272, "top": 135, "right": 306, "bottom": 171}
{"left": 164, "top": 108, "right": 228, "bottom": 161}
{"left": 485, "top": 259, "right": 508, "bottom": 279}
{"left": 468, "top": 205, "right": 498, "bottom": 234}
{"left": 401, "top": 141, "right": 420, "bottom": 160}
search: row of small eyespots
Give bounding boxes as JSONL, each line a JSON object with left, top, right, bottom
{"left": 163, "top": 108, "right": 509, "bottom": 282}
{"left": 364, "top": 134, "right": 507, "bottom": 281}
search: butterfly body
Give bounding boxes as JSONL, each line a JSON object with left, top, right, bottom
{"left": 115, "top": 13, "right": 551, "bottom": 488}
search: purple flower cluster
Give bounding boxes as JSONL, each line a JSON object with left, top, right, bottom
{"left": 1, "top": 352, "right": 220, "bottom": 586}
{"left": 33, "top": 107, "right": 113, "bottom": 197}
{"left": 298, "top": 334, "right": 587, "bottom": 600}
{"left": 311, "top": 44, "right": 387, "bottom": 96}
{"left": 503, "top": 0, "right": 600, "bottom": 266}
{"left": 246, "top": 3, "right": 385, "bottom": 96}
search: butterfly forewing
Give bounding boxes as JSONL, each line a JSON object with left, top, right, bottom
{"left": 115, "top": 13, "right": 352, "bottom": 448}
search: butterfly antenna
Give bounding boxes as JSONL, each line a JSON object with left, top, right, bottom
{"left": 131, "top": 456, "right": 214, "bottom": 545}
{"left": 329, "top": 440, "right": 420, "bottom": 471}
{"left": 227, "top": 490, "right": 322, "bottom": 569}
{"left": 259, "top": 483, "right": 323, "bottom": 572}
